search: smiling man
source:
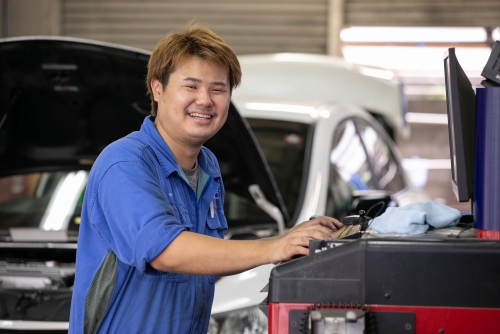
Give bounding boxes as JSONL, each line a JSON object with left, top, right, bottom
{"left": 69, "top": 24, "right": 342, "bottom": 334}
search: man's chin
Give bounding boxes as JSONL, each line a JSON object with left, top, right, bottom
{"left": 187, "top": 126, "right": 222, "bottom": 144}
{"left": 183, "top": 134, "right": 214, "bottom": 148}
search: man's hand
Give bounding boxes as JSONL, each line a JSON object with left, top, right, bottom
{"left": 263, "top": 216, "right": 343, "bottom": 264}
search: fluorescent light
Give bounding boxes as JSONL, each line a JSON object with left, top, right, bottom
{"left": 244, "top": 103, "right": 330, "bottom": 118}
{"left": 406, "top": 112, "right": 448, "bottom": 124}
{"left": 341, "top": 27, "right": 487, "bottom": 43}
{"left": 41, "top": 171, "right": 88, "bottom": 231}
{"left": 343, "top": 46, "right": 491, "bottom": 74}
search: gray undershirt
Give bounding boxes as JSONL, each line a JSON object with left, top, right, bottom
{"left": 181, "top": 160, "right": 199, "bottom": 193}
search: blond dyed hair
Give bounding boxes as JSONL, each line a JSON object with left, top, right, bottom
{"left": 146, "top": 23, "right": 241, "bottom": 116}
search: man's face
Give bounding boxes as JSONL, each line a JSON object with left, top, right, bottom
{"left": 151, "top": 56, "right": 230, "bottom": 148}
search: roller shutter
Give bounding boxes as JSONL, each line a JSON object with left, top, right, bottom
{"left": 345, "top": 0, "right": 500, "bottom": 27}
{"left": 62, "top": 0, "right": 328, "bottom": 54}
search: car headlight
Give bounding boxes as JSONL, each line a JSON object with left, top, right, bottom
{"left": 209, "top": 306, "right": 268, "bottom": 334}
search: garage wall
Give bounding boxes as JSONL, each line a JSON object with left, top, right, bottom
{"left": 345, "top": 0, "right": 500, "bottom": 27}
{"left": 0, "top": 1, "right": 4, "bottom": 37}
{"left": 1, "top": 0, "right": 61, "bottom": 38}
{"left": 62, "top": 0, "right": 328, "bottom": 54}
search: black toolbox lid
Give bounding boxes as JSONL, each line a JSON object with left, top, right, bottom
{"left": 268, "top": 238, "right": 500, "bottom": 308}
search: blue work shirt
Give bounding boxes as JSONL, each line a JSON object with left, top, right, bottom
{"left": 69, "top": 116, "right": 227, "bottom": 333}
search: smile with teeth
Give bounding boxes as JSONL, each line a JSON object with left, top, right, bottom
{"left": 188, "top": 112, "right": 213, "bottom": 119}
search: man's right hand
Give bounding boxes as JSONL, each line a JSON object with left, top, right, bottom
{"left": 262, "top": 216, "right": 343, "bottom": 264}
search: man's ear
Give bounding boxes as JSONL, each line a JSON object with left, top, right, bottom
{"left": 151, "top": 79, "right": 163, "bottom": 102}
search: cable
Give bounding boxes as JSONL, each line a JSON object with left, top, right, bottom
{"left": 456, "top": 224, "right": 473, "bottom": 238}
{"left": 365, "top": 201, "right": 386, "bottom": 219}
{"left": 364, "top": 201, "right": 387, "bottom": 231}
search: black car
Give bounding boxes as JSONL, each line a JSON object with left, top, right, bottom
{"left": 0, "top": 37, "right": 287, "bottom": 332}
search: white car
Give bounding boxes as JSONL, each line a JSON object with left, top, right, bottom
{"left": 210, "top": 54, "right": 429, "bottom": 333}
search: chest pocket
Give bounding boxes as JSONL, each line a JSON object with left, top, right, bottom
{"left": 205, "top": 185, "right": 227, "bottom": 237}
{"left": 207, "top": 209, "right": 227, "bottom": 230}
{"left": 206, "top": 206, "right": 227, "bottom": 240}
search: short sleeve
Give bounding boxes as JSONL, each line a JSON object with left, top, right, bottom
{"left": 89, "top": 160, "right": 185, "bottom": 272}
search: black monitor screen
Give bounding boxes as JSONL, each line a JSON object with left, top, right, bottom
{"left": 443, "top": 48, "right": 476, "bottom": 202}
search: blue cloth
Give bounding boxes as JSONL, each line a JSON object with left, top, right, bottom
{"left": 69, "top": 116, "right": 227, "bottom": 333}
{"left": 369, "top": 201, "right": 462, "bottom": 235}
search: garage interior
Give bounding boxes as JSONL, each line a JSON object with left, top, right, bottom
{"left": 1, "top": 0, "right": 499, "bottom": 212}
{"left": 0, "top": 0, "right": 500, "bottom": 333}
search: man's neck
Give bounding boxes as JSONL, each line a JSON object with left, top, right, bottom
{"left": 154, "top": 121, "right": 200, "bottom": 169}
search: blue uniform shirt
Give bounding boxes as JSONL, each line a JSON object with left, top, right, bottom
{"left": 69, "top": 116, "right": 227, "bottom": 333}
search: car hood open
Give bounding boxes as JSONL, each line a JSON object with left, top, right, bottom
{"left": 0, "top": 36, "right": 288, "bottom": 227}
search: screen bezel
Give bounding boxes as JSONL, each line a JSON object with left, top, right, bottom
{"left": 443, "top": 48, "right": 475, "bottom": 202}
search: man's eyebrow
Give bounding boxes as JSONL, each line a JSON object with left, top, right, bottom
{"left": 183, "top": 77, "right": 227, "bottom": 87}
{"left": 183, "top": 77, "right": 202, "bottom": 83}
{"left": 211, "top": 81, "right": 227, "bottom": 87}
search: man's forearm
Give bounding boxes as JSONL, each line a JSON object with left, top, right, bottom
{"left": 149, "top": 231, "right": 272, "bottom": 276}
{"left": 149, "top": 216, "right": 341, "bottom": 276}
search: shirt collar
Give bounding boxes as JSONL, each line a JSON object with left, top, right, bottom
{"left": 139, "top": 116, "right": 221, "bottom": 179}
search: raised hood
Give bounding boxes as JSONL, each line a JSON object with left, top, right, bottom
{"left": 0, "top": 37, "right": 288, "bottom": 224}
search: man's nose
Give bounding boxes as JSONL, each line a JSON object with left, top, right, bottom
{"left": 196, "top": 89, "right": 213, "bottom": 107}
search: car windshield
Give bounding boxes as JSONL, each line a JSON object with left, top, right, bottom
{"left": 246, "top": 118, "right": 310, "bottom": 219}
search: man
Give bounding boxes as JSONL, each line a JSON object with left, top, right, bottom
{"left": 69, "top": 24, "right": 342, "bottom": 333}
